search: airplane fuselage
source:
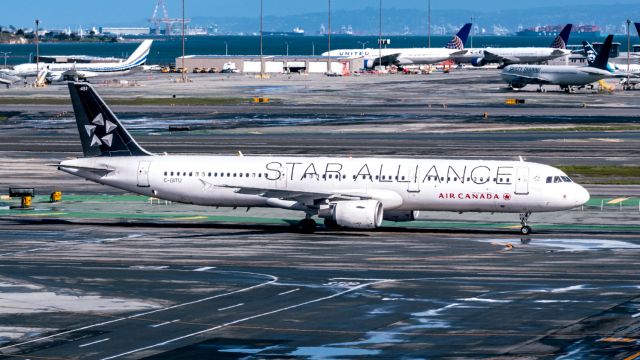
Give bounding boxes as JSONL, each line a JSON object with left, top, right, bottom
{"left": 323, "top": 48, "right": 460, "bottom": 67}
{"left": 60, "top": 155, "right": 589, "bottom": 214}
{"left": 455, "top": 48, "right": 570, "bottom": 66}
{"left": 501, "top": 65, "right": 612, "bottom": 88}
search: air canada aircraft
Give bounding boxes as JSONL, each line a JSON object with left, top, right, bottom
{"left": 1, "top": 40, "right": 152, "bottom": 82}
{"left": 501, "top": 34, "right": 617, "bottom": 92}
{"left": 322, "top": 23, "right": 471, "bottom": 69}
{"left": 454, "top": 24, "right": 573, "bottom": 68}
{"left": 58, "top": 82, "right": 590, "bottom": 235}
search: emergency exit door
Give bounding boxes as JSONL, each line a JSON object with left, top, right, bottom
{"left": 137, "top": 161, "right": 151, "bottom": 188}
{"left": 515, "top": 167, "right": 529, "bottom": 195}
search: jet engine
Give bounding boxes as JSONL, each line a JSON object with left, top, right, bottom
{"left": 471, "top": 57, "right": 487, "bottom": 67}
{"left": 319, "top": 200, "right": 384, "bottom": 229}
{"left": 383, "top": 210, "right": 420, "bottom": 222}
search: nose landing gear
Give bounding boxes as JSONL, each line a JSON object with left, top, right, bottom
{"left": 519, "top": 211, "right": 532, "bottom": 235}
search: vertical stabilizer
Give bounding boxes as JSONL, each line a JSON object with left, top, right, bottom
{"left": 550, "top": 24, "right": 573, "bottom": 49}
{"left": 446, "top": 23, "right": 472, "bottom": 50}
{"left": 67, "top": 82, "right": 152, "bottom": 157}
{"left": 589, "top": 35, "right": 614, "bottom": 71}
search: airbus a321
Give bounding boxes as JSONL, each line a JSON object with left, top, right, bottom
{"left": 58, "top": 83, "right": 590, "bottom": 235}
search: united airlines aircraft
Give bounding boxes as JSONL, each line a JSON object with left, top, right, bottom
{"left": 58, "top": 83, "right": 590, "bottom": 235}
{"left": 2, "top": 40, "right": 152, "bottom": 82}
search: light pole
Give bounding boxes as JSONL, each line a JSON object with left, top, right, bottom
{"left": 285, "top": 41, "right": 289, "bottom": 56}
{"left": 181, "top": 0, "right": 186, "bottom": 82}
{"left": 627, "top": 19, "right": 631, "bottom": 88}
{"left": 378, "top": 0, "right": 382, "bottom": 72}
{"left": 260, "top": 0, "right": 264, "bottom": 78}
{"left": 0, "top": 52, "right": 10, "bottom": 68}
{"left": 428, "top": 0, "right": 431, "bottom": 48}
{"left": 327, "top": 0, "right": 331, "bottom": 73}
{"left": 35, "top": 19, "right": 39, "bottom": 75}
{"left": 224, "top": 41, "right": 228, "bottom": 56}
{"left": 357, "top": 41, "right": 368, "bottom": 50}
{"left": 312, "top": 42, "right": 315, "bottom": 56}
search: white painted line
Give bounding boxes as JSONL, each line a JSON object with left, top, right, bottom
{"left": 218, "top": 303, "right": 244, "bottom": 311}
{"left": 79, "top": 338, "right": 110, "bottom": 348}
{"left": 0, "top": 271, "right": 278, "bottom": 353}
{"left": 278, "top": 288, "right": 300, "bottom": 296}
{"left": 632, "top": 312, "right": 640, "bottom": 318}
{"left": 194, "top": 266, "right": 216, "bottom": 272}
{"left": 150, "top": 319, "right": 180, "bottom": 328}
{"left": 100, "top": 280, "right": 392, "bottom": 360}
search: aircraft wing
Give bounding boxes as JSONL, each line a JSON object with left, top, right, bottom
{"left": 372, "top": 53, "right": 402, "bottom": 67}
{"left": 505, "top": 72, "right": 553, "bottom": 85}
{"left": 483, "top": 50, "right": 520, "bottom": 64}
{"left": 214, "top": 183, "right": 372, "bottom": 203}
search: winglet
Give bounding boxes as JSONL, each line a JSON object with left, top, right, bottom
{"left": 551, "top": 24, "right": 573, "bottom": 49}
{"left": 446, "top": 23, "right": 472, "bottom": 50}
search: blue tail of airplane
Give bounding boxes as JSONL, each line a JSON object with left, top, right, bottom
{"left": 550, "top": 24, "right": 573, "bottom": 49}
{"left": 582, "top": 40, "right": 616, "bottom": 73}
{"left": 445, "top": 23, "right": 472, "bottom": 50}
{"left": 635, "top": 22, "right": 640, "bottom": 37}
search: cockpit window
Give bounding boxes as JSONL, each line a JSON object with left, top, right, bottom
{"left": 554, "top": 176, "right": 562, "bottom": 183}
{"left": 546, "top": 176, "right": 552, "bottom": 183}
{"left": 561, "top": 176, "right": 572, "bottom": 182}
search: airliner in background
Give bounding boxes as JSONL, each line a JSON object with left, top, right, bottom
{"left": 1, "top": 40, "right": 152, "bottom": 83}
{"left": 454, "top": 24, "right": 573, "bottom": 68}
{"left": 322, "top": 23, "right": 471, "bottom": 69}
{"left": 58, "top": 82, "right": 589, "bottom": 235}
{"left": 501, "top": 34, "right": 618, "bottom": 92}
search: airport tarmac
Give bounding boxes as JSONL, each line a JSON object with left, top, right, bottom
{"left": 0, "top": 70, "right": 639, "bottom": 358}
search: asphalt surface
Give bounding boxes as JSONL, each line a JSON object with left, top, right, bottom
{"left": 0, "top": 70, "right": 639, "bottom": 359}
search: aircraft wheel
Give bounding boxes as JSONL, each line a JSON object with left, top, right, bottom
{"left": 298, "top": 218, "right": 317, "bottom": 234}
{"left": 520, "top": 225, "right": 532, "bottom": 236}
{"left": 323, "top": 218, "right": 340, "bottom": 230}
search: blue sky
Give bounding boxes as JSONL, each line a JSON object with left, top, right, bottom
{"left": 1, "top": 0, "right": 622, "bottom": 28}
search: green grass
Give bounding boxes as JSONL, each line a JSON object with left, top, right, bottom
{"left": 0, "top": 115, "right": 7, "bottom": 121}
{"left": 558, "top": 166, "right": 640, "bottom": 178}
{"left": 0, "top": 97, "right": 250, "bottom": 106}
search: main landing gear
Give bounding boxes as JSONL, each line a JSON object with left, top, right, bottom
{"left": 297, "top": 216, "right": 317, "bottom": 234}
{"left": 536, "top": 85, "right": 546, "bottom": 93}
{"left": 519, "top": 211, "right": 532, "bottom": 235}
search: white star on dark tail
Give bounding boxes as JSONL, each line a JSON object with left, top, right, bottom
{"left": 92, "top": 113, "right": 104, "bottom": 126}
{"left": 88, "top": 112, "right": 118, "bottom": 148}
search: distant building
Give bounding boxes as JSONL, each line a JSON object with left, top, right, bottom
{"left": 100, "top": 27, "right": 151, "bottom": 36}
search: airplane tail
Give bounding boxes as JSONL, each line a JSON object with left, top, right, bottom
{"left": 67, "top": 82, "right": 152, "bottom": 157}
{"left": 550, "top": 24, "right": 573, "bottom": 49}
{"left": 123, "top": 40, "right": 153, "bottom": 67}
{"left": 635, "top": 22, "right": 640, "bottom": 38}
{"left": 589, "top": 34, "right": 614, "bottom": 71}
{"left": 445, "top": 23, "right": 472, "bottom": 50}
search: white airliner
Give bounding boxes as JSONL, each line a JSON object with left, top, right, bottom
{"left": 58, "top": 82, "right": 590, "bottom": 235}
{"left": 1, "top": 40, "right": 152, "bottom": 82}
{"left": 455, "top": 24, "right": 573, "bottom": 68}
{"left": 322, "top": 24, "right": 472, "bottom": 69}
{"left": 501, "top": 35, "right": 617, "bottom": 92}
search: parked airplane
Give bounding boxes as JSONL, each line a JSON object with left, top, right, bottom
{"left": 501, "top": 34, "right": 616, "bottom": 92}
{"left": 58, "top": 82, "right": 590, "bottom": 235}
{"left": 455, "top": 24, "right": 573, "bottom": 68}
{"left": 1, "top": 40, "right": 152, "bottom": 82}
{"left": 0, "top": 72, "right": 20, "bottom": 88}
{"left": 322, "top": 23, "right": 472, "bottom": 69}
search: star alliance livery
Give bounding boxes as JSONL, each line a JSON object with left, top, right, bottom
{"left": 501, "top": 35, "right": 616, "bottom": 92}
{"left": 58, "top": 82, "right": 590, "bottom": 234}
{"left": 322, "top": 23, "right": 471, "bottom": 69}
{"left": 2, "top": 40, "right": 152, "bottom": 83}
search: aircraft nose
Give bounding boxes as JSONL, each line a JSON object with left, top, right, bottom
{"left": 575, "top": 184, "right": 590, "bottom": 206}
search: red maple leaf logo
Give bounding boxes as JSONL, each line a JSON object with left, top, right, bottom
{"left": 503, "top": 193, "right": 512, "bottom": 201}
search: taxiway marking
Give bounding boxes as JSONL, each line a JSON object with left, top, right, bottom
{"left": 632, "top": 312, "right": 640, "bottom": 318}
{"left": 151, "top": 319, "right": 180, "bottom": 328}
{"left": 101, "top": 280, "right": 391, "bottom": 360}
{"left": 0, "top": 271, "right": 278, "bottom": 353}
{"left": 278, "top": 288, "right": 300, "bottom": 296}
{"left": 194, "top": 266, "right": 216, "bottom": 272}
{"left": 218, "top": 303, "right": 244, "bottom": 311}
{"left": 79, "top": 338, "right": 110, "bottom": 348}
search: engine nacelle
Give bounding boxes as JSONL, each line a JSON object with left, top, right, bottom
{"left": 471, "top": 57, "right": 487, "bottom": 67}
{"left": 383, "top": 210, "right": 420, "bottom": 222}
{"left": 321, "top": 200, "right": 384, "bottom": 229}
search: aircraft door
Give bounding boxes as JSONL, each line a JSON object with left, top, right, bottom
{"left": 515, "top": 167, "right": 529, "bottom": 195}
{"left": 137, "top": 161, "right": 151, "bottom": 188}
{"left": 408, "top": 168, "right": 420, "bottom": 193}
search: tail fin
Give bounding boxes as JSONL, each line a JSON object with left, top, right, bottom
{"left": 123, "top": 40, "right": 153, "bottom": 66}
{"left": 582, "top": 40, "right": 616, "bottom": 73}
{"left": 550, "top": 24, "right": 572, "bottom": 49}
{"left": 589, "top": 34, "right": 614, "bottom": 71}
{"left": 446, "top": 23, "right": 472, "bottom": 50}
{"left": 635, "top": 22, "right": 640, "bottom": 38}
{"left": 67, "top": 82, "right": 152, "bottom": 157}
